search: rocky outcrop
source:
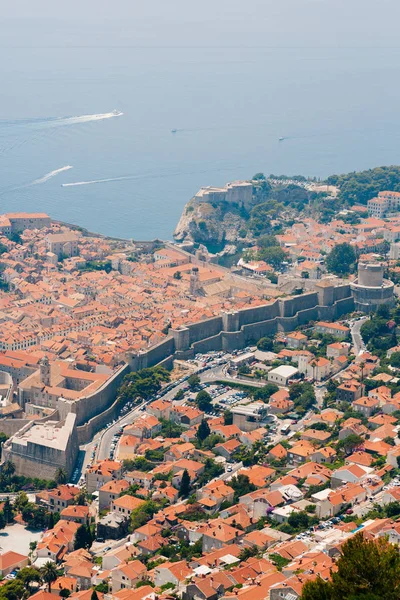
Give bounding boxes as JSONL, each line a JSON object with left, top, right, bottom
{"left": 174, "top": 181, "right": 252, "bottom": 245}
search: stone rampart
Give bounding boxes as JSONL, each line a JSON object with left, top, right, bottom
{"left": 58, "top": 363, "right": 129, "bottom": 426}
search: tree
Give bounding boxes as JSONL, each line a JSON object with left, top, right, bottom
{"left": 301, "top": 532, "right": 400, "bottom": 600}
{"left": 41, "top": 561, "right": 58, "bottom": 593}
{"left": 336, "top": 434, "right": 364, "bottom": 456}
{"left": 173, "top": 271, "right": 182, "bottom": 280}
{"left": 2, "top": 461, "right": 15, "bottom": 479}
{"left": 179, "top": 469, "right": 191, "bottom": 498}
{"left": 0, "top": 433, "right": 8, "bottom": 460}
{"left": 258, "top": 245, "right": 287, "bottom": 270}
{"left": 55, "top": 467, "right": 67, "bottom": 485}
{"left": 256, "top": 337, "right": 273, "bottom": 351}
{"left": 288, "top": 510, "right": 310, "bottom": 530}
{"left": 2, "top": 497, "right": 13, "bottom": 524}
{"left": 0, "top": 579, "right": 25, "bottom": 600}
{"left": 188, "top": 374, "right": 200, "bottom": 390}
{"left": 196, "top": 419, "right": 211, "bottom": 443}
{"left": 252, "top": 173, "right": 266, "bottom": 180}
{"left": 325, "top": 243, "right": 356, "bottom": 276}
{"left": 48, "top": 511, "right": 55, "bottom": 529}
{"left": 390, "top": 351, "right": 400, "bottom": 369}
{"left": 224, "top": 410, "right": 233, "bottom": 425}
{"left": 74, "top": 524, "right": 92, "bottom": 550}
{"left": 253, "top": 383, "right": 279, "bottom": 401}
{"left": 13, "top": 491, "right": 29, "bottom": 512}
{"left": 230, "top": 474, "right": 256, "bottom": 502}
{"left": 91, "top": 591, "right": 99, "bottom": 600}
{"left": 60, "top": 590, "right": 71, "bottom": 598}
{"left": 17, "top": 567, "right": 42, "bottom": 595}
{"left": 195, "top": 390, "right": 213, "bottom": 412}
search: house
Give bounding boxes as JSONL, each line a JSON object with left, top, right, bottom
{"left": 301, "top": 429, "right": 331, "bottom": 444}
{"left": 238, "top": 464, "right": 275, "bottom": 488}
{"left": 387, "top": 445, "right": 400, "bottom": 469}
{"left": 111, "top": 560, "right": 147, "bottom": 592}
{"left": 170, "top": 405, "right": 204, "bottom": 428}
{"left": 147, "top": 398, "right": 171, "bottom": 420}
{"left": 44, "top": 485, "right": 80, "bottom": 514}
{"left": 310, "top": 446, "right": 336, "bottom": 464}
{"left": 60, "top": 505, "right": 89, "bottom": 525}
{"left": 97, "top": 512, "right": 128, "bottom": 541}
{"left": 171, "top": 458, "right": 205, "bottom": 478}
{"left": 0, "top": 551, "right": 29, "bottom": 577}
{"left": 327, "top": 342, "right": 349, "bottom": 359}
{"left": 67, "top": 564, "right": 94, "bottom": 591}
{"left": 331, "top": 464, "right": 369, "bottom": 488}
{"left": 339, "top": 417, "right": 368, "bottom": 440}
{"left": 268, "top": 390, "right": 294, "bottom": 415}
{"left": 154, "top": 560, "right": 192, "bottom": 589}
{"left": 239, "top": 488, "right": 285, "bottom": 520}
{"left": 352, "top": 396, "right": 379, "bottom": 417}
{"left": 345, "top": 451, "right": 374, "bottom": 468}
{"left": 137, "top": 534, "right": 165, "bottom": 556}
{"left": 337, "top": 381, "right": 363, "bottom": 403}
{"left": 316, "top": 483, "right": 367, "bottom": 518}
{"left": 102, "top": 544, "right": 139, "bottom": 571}
{"left": 268, "top": 365, "right": 299, "bottom": 386}
{"left": 36, "top": 520, "right": 80, "bottom": 563}
{"left": 268, "top": 444, "right": 288, "bottom": 462}
{"left": 306, "top": 357, "right": 331, "bottom": 381}
{"left": 125, "top": 415, "right": 161, "bottom": 439}
{"left": 214, "top": 438, "right": 242, "bottom": 460}
{"left": 239, "top": 427, "right": 267, "bottom": 447}
{"left": 197, "top": 480, "right": 235, "bottom": 512}
{"left": 111, "top": 495, "right": 145, "bottom": 519}
{"left": 86, "top": 460, "right": 124, "bottom": 494}
{"left": 201, "top": 521, "right": 244, "bottom": 552}
{"left": 314, "top": 321, "right": 350, "bottom": 339}
{"left": 286, "top": 331, "right": 307, "bottom": 349}
{"left": 164, "top": 442, "right": 195, "bottom": 463}
{"left": 98, "top": 479, "right": 130, "bottom": 510}
{"left": 287, "top": 441, "right": 315, "bottom": 465}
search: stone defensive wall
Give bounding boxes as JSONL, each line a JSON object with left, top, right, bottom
{"left": 0, "top": 282, "right": 355, "bottom": 471}
{"left": 58, "top": 363, "right": 130, "bottom": 427}
{"left": 129, "top": 283, "right": 354, "bottom": 367}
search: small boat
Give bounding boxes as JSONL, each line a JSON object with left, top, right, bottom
{"left": 171, "top": 129, "right": 177, "bottom": 134}
{"left": 279, "top": 136, "right": 285, "bottom": 142}
{"left": 112, "top": 109, "right": 123, "bottom": 117}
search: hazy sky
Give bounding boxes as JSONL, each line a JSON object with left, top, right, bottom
{"left": 2, "top": 0, "right": 400, "bottom": 48}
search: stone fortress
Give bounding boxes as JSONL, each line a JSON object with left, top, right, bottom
{"left": 350, "top": 261, "right": 395, "bottom": 313}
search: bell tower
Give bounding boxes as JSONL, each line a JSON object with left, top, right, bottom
{"left": 40, "top": 355, "right": 51, "bottom": 386}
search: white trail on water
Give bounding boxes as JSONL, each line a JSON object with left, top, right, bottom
{"left": 62, "top": 175, "right": 135, "bottom": 187}
{"left": 31, "top": 165, "right": 73, "bottom": 185}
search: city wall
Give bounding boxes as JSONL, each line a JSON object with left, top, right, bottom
{"left": 58, "top": 363, "right": 130, "bottom": 426}
{"left": 2, "top": 282, "right": 355, "bottom": 475}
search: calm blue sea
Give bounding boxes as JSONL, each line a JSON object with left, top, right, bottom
{"left": 1, "top": 0, "right": 400, "bottom": 239}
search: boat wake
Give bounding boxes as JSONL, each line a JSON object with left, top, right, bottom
{"left": 62, "top": 174, "right": 135, "bottom": 187}
{"left": 31, "top": 165, "right": 73, "bottom": 185}
{"left": 0, "top": 111, "right": 123, "bottom": 130}
{"left": 53, "top": 111, "right": 123, "bottom": 127}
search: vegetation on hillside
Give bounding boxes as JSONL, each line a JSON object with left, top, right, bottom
{"left": 301, "top": 532, "right": 400, "bottom": 600}
{"left": 327, "top": 165, "right": 400, "bottom": 206}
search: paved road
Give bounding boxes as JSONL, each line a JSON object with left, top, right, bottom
{"left": 77, "top": 360, "right": 287, "bottom": 479}
{"left": 350, "top": 317, "right": 368, "bottom": 356}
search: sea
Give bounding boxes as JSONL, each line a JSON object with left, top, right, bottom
{"left": 1, "top": 0, "right": 400, "bottom": 240}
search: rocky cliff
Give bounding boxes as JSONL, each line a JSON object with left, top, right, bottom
{"left": 174, "top": 181, "right": 253, "bottom": 245}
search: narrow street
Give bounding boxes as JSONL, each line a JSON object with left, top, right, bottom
{"left": 350, "top": 316, "right": 368, "bottom": 355}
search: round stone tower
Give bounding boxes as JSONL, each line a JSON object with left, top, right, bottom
{"left": 351, "top": 262, "right": 394, "bottom": 313}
